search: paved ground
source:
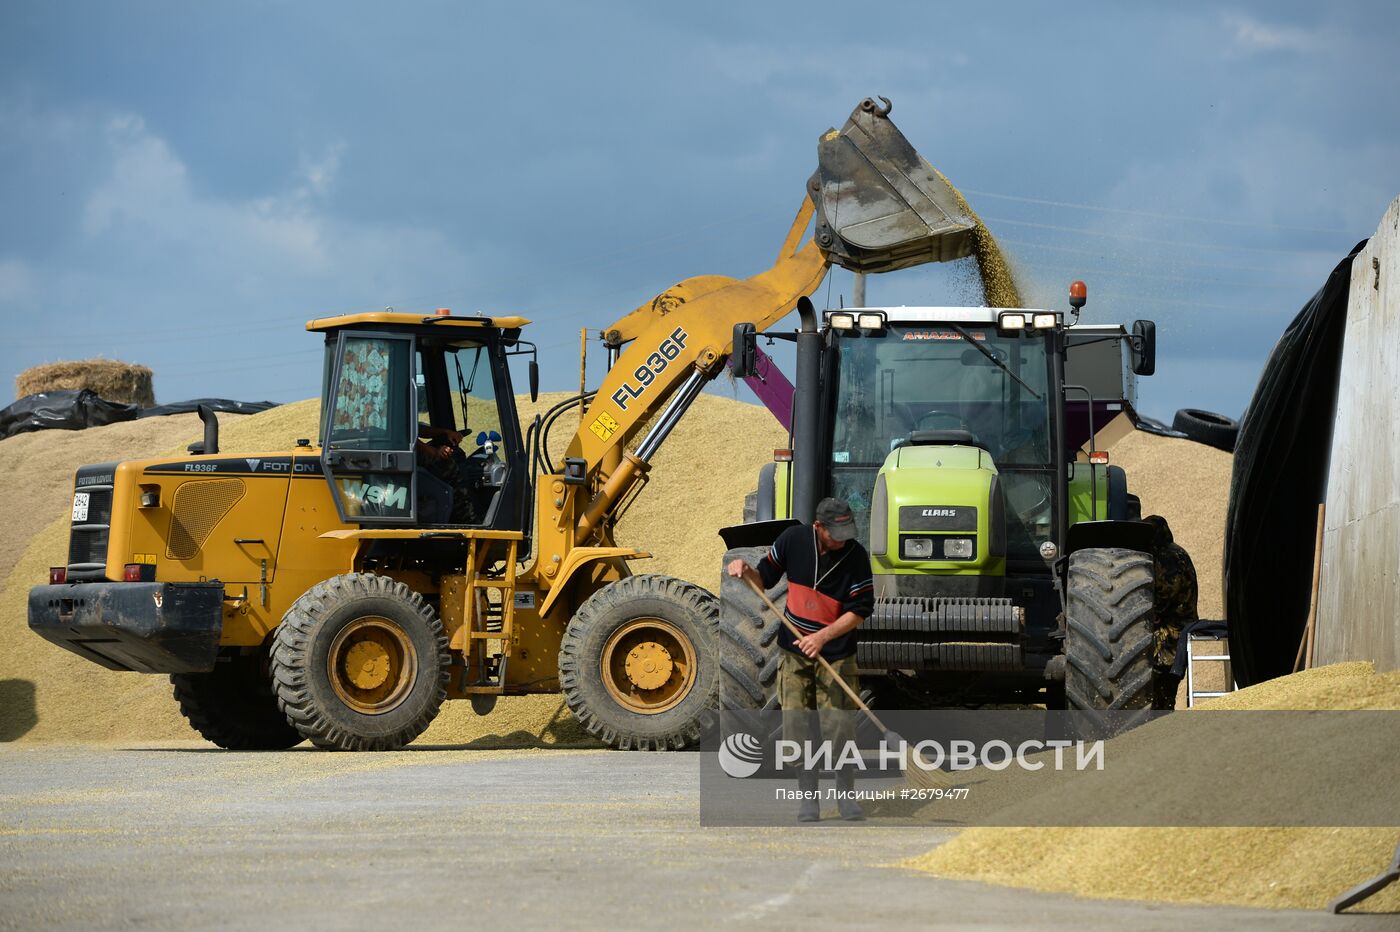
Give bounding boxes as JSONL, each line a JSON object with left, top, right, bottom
{"left": 0, "top": 743, "right": 1389, "bottom": 930}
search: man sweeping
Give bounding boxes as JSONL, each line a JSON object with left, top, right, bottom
{"left": 726, "top": 497, "right": 874, "bottom": 822}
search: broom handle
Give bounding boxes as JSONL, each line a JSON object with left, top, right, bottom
{"left": 744, "top": 576, "right": 891, "bottom": 734}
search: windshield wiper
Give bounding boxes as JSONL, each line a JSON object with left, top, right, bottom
{"left": 947, "top": 323, "right": 1041, "bottom": 399}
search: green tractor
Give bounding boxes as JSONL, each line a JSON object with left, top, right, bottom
{"left": 721, "top": 290, "right": 1172, "bottom": 717}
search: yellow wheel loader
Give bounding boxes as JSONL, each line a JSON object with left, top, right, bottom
{"left": 29, "top": 99, "right": 978, "bottom": 750}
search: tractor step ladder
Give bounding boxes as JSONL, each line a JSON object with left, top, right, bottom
{"left": 1185, "top": 633, "right": 1236, "bottom": 707}
{"left": 461, "top": 533, "right": 521, "bottom": 695}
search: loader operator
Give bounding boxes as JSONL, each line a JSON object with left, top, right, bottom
{"left": 415, "top": 424, "right": 475, "bottom": 525}
{"left": 726, "top": 497, "right": 874, "bottom": 822}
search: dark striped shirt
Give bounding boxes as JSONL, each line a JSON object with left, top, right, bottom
{"left": 757, "top": 524, "right": 874, "bottom": 661}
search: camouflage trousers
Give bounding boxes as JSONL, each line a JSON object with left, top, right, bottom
{"left": 779, "top": 650, "right": 859, "bottom": 751}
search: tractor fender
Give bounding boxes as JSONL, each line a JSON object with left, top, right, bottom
{"left": 717, "top": 519, "right": 799, "bottom": 552}
{"left": 1065, "top": 519, "right": 1154, "bottom": 556}
{"left": 539, "top": 547, "right": 649, "bottom": 618}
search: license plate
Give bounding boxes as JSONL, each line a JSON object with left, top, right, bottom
{"left": 72, "top": 492, "right": 90, "bottom": 523}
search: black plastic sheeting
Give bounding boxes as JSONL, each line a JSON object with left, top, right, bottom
{"left": 138, "top": 398, "right": 278, "bottom": 418}
{"left": 0, "top": 391, "right": 280, "bottom": 440}
{"left": 0, "top": 390, "right": 138, "bottom": 439}
{"left": 1133, "top": 414, "right": 1189, "bottom": 440}
{"left": 1224, "top": 239, "right": 1367, "bottom": 688}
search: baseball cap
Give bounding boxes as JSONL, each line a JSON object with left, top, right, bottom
{"left": 815, "top": 497, "right": 858, "bottom": 541}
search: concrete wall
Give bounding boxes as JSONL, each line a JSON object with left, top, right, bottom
{"left": 1315, "top": 194, "right": 1400, "bottom": 671}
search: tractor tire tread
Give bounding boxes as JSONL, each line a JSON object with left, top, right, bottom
{"left": 1064, "top": 548, "right": 1156, "bottom": 717}
{"left": 719, "top": 546, "right": 785, "bottom": 712}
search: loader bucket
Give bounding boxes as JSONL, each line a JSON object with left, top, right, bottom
{"left": 810, "top": 97, "right": 976, "bottom": 274}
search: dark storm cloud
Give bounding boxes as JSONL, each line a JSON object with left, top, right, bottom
{"left": 0, "top": 1, "right": 1395, "bottom": 419}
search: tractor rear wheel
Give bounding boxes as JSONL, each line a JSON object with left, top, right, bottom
{"left": 171, "top": 649, "right": 303, "bottom": 750}
{"left": 719, "top": 546, "right": 784, "bottom": 711}
{"left": 270, "top": 574, "right": 448, "bottom": 751}
{"left": 1064, "top": 548, "right": 1156, "bottom": 725}
{"left": 559, "top": 574, "right": 718, "bottom": 750}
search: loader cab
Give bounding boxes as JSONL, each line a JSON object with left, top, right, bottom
{"left": 310, "top": 312, "right": 533, "bottom": 538}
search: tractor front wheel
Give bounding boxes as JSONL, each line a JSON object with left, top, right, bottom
{"left": 559, "top": 575, "right": 718, "bottom": 750}
{"left": 271, "top": 574, "right": 448, "bottom": 751}
{"left": 1064, "top": 547, "right": 1156, "bottom": 725}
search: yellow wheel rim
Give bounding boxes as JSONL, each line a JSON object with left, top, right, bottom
{"left": 328, "top": 616, "right": 417, "bottom": 715}
{"left": 600, "top": 619, "right": 696, "bottom": 715}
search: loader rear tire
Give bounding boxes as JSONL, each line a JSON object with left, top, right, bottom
{"left": 719, "top": 546, "right": 784, "bottom": 711}
{"left": 1064, "top": 547, "right": 1156, "bottom": 731}
{"left": 559, "top": 575, "right": 718, "bottom": 750}
{"left": 171, "top": 650, "right": 303, "bottom": 750}
{"left": 270, "top": 573, "right": 449, "bottom": 751}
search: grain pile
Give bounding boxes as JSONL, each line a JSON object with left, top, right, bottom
{"left": 16, "top": 359, "right": 156, "bottom": 407}
{"left": 0, "top": 389, "right": 783, "bottom": 745}
{"left": 1105, "top": 427, "right": 1232, "bottom": 619}
{"left": 900, "top": 662, "right": 1400, "bottom": 911}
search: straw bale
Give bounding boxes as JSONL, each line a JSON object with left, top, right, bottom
{"left": 16, "top": 359, "right": 156, "bottom": 407}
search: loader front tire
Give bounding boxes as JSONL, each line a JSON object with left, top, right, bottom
{"left": 559, "top": 575, "right": 718, "bottom": 750}
{"left": 271, "top": 574, "right": 448, "bottom": 751}
{"left": 1064, "top": 547, "right": 1156, "bottom": 731}
{"left": 172, "top": 649, "right": 303, "bottom": 750}
{"left": 719, "top": 546, "right": 784, "bottom": 711}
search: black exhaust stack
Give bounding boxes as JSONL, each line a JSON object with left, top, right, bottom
{"left": 790, "top": 296, "right": 822, "bottom": 524}
{"left": 188, "top": 404, "right": 220, "bottom": 455}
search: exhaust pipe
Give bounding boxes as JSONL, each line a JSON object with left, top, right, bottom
{"left": 791, "top": 297, "right": 822, "bottom": 525}
{"left": 188, "top": 404, "right": 219, "bottom": 456}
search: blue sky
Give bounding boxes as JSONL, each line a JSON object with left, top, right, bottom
{"left": 1, "top": 1, "right": 1396, "bottom": 422}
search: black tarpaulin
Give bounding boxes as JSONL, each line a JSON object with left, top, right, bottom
{"left": 1224, "top": 240, "right": 1367, "bottom": 687}
{"left": 0, "top": 392, "right": 282, "bottom": 440}
{"left": 138, "top": 398, "right": 278, "bottom": 418}
{"left": 0, "top": 390, "right": 139, "bottom": 439}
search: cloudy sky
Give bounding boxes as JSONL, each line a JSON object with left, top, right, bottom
{"left": 1, "top": 1, "right": 1395, "bottom": 422}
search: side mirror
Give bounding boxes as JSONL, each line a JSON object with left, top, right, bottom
{"left": 529, "top": 360, "right": 540, "bottom": 402}
{"left": 1130, "top": 320, "right": 1156, "bottom": 376}
{"left": 731, "top": 322, "right": 757, "bottom": 378}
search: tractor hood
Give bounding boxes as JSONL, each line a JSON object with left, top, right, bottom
{"left": 869, "top": 440, "right": 1006, "bottom": 577}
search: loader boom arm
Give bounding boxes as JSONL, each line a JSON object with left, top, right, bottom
{"left": 538, "top": 97, "right": 977, "bottom": 555}
{"left": 566, "top": 196, "right": 825, "bottom": 470}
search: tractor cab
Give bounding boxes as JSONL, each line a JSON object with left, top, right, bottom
{"left": 823, "top": 307, "right": 1058, "bottom": 580}
{"left": 308, "top": 311, "right": 539, "bottom": 537}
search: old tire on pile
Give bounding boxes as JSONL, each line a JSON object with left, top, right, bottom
{"left": 1171, "top": 408, "right": 1239, "bottom": 452}
{"left": 719, "top": 546, "right": 785, "bottom": 711}
{"left": 270, "top": 573, "right": 449, "bottom": 751}
{"left": 1064, "top": 548, "right": 1156, "bottom": 724}
{"left": 559, "top": 574, "right": 718, "bottom": 750}
{"left": 171, "top": 649, "right": 303, "bottom": 750}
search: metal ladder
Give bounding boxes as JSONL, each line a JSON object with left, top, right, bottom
{"left": 1185, "top": 633, "right": 1236, "bottom": 707}
{"left": 461, "top": 533, "right": 521, "bottom": 695}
